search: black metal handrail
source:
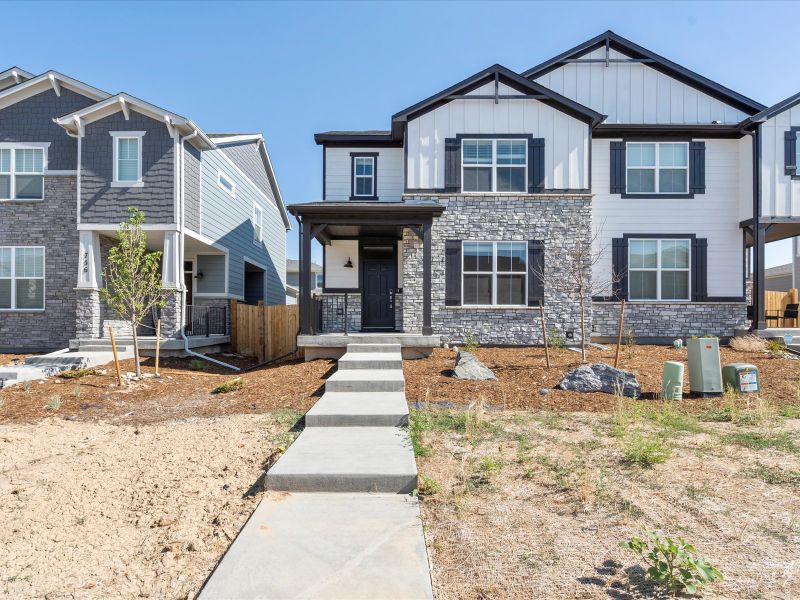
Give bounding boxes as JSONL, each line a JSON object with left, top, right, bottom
{"left": 185, "top": 305, "right": 228, "bottom": 336}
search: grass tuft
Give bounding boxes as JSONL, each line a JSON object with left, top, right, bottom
{"left": 59, "top": 368, "right": 98, "bottom": 379}
{"left": 211, "top": 378, "right": 245, "bottom": 394}
{"left": 747, "top": 462, "right": 800, "bottom": 485}
{"left": 621, "top": 433, "right": 672, "bottom": 467}
{"left": 723, "top": 431, "right": 797, "bottom": 453}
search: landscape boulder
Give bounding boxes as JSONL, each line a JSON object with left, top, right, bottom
{"left": 452, "top": 350, "right": 496, "bottom": 381}
{"left": 557, "top": 363, "right": 640, "bottom": 397}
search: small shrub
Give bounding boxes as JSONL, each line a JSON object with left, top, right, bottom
{"left": 766, "top": 338, "right": 786, "bottom": 358}
{"left": 60, "top": 368, "right": 98, "bottom": 379}
{"left": 620, "top": 532, "right": 723, "bottom": 595}
{"left": 625, "top": 329, "right": 637, "bottom": 355}
{"left": 622, "top": 433, "right": 672, "bottom": 467}
{"left": 547, "top": 329, "right": 566, "bottom": 349}
{"left": 49, "top": 395, "right": 62, "bottom": 411}
{"left": 188, "top": 358, "right": 207, "bottom": 371}
{"left": 415, "top": 474, "right": 441, "bottom": 498}
{"left": 22, "top": 380, "right": 31, "bottom": 392}
{"left": 211, "top": 378, "right": 245, "bottom": 394}
{"left": 462, "top": 329, "right": 479, "bottom": 353}
{"left": 729, "top": 335, "right": 767, "bottom": 353}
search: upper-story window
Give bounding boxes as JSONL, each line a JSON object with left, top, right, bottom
{"left": 218, "top": 170, "right": 236, "bottom": 197}
{"left": 252, "top": 204, "right": 263, "bottom": 244}
{"left": 110, "top": 131, "right": 145, "bottom": 187}
{"left": 628, "top": 238, "right": 690, "bottom": 301}
{"left": 0, "top": 145, "right": 46, "bottom": 201}
{"left": 462, "top": 139, "right": 527, "bottom": 193}
{"left": 626, "top": 142, "right": 688, "bottom": 194}
{"left": 0, "top": 246, "right": 45, "bottom": 310}
{"left": 351, "top": 153, "right": 377, "bottom": 199}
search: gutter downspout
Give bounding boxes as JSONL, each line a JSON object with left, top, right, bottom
{"left": 177, "top": 127, "right": 240, "bottom": 371}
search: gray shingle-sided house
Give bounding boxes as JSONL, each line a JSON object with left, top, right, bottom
{"left": 0, "top": 67, "right": 290, "bottom": 352}
{"left": 291, "top": 30, "right": 800, "bottom": 358}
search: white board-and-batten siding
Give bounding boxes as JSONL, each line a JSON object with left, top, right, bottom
{"left": 324, "top": 147, "right": 404, "bottom": 201}
{"left": 406, "top": 81, "right": 589, "bottom": 191}
{"left": 534, "top": 47, "right": 748, "bottom": 125}
{"left": 592, "top": 138, "right": 745, "bottom": 298}
{"left": 760, "top": 106, "right": 800, "bottom": 218}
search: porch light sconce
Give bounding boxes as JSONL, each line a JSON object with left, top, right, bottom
{"left": 344, "top": 257, "right": 353, "bottom": 268}
{"left": 195, "top": 272, "right": 204, "bottom": 279}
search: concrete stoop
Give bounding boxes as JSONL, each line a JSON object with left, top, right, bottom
{"left": 201, "top": 342, "right": 433, "bottom": 599}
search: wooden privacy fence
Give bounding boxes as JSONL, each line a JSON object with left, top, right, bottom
{"left": 765, "top": 288, "right": 799, "bottom": 326}
{"left": 229, "top": 300, "right": 300, "bottom": 362}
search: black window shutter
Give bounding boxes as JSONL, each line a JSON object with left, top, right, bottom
{"left": 445, "top": 240, "right": 462, "bottom": 306}
{"left": 610, "top": 142, "right": 626, "bottom": 194}
{"left": 527, "top": 240, "right": 545, "bottom": 305}
{"left": 528, "top": 138, "right": 545, "bottom": 193}
{"left": 691, "top": 238, "right": 708, "bottom": 301}
{"left": 690, "top": 141, "right": 706, "bottom": 194}
{"left": 612, "top": 237, "right": 628, "bottom": 300}
{"left": 785, "top": 130, "right": 797, "bottom": 176}
{"left": 444, "top": 138, "right": 461, "bottom": 192}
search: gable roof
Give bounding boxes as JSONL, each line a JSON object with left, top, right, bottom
{"left": 0, "top": 70, "right": 110, "bottom": 109}
{"left": 211, "top": 134, "right": 291, "bottom": 230}
{"left": 389, "top": 63, "right": 605, "bottom": 140}
{"left": 739, "top": 91, "right": 800, "bottom": 130}
{"left": 0, "top": 67, "right": 35, "bottom": 89}
{"left": 522, "top": 30, "right": 765, "bottom": 116}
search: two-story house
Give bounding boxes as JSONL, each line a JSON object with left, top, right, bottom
{"left": 290, "top": 31, "right": 797, "bottom": 358}
{"left": 0, "top": 67, "right": 290, "bottom": 352}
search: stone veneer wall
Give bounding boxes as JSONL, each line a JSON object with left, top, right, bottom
{"left": 592, "top": 301, "right": 748, "bottom": 341}
{"left": 320, "top": 293, "right": 362, "bottom": 332}
{"left": 0, "top": 177, "right": 79, "bottom": 351}
{"left": 402, "top": 194, "right": 593, "bottom": 345}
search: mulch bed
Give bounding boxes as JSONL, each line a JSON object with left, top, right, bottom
{"left": 0, "top": 354, "right": 334, "bottom": 425}
{"left": 403, "top": 345, "right": 800, "bottom": 411}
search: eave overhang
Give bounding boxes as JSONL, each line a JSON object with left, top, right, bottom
{"left": 0, "top": 70, "right": 110, "bottom": 110}
{"left": 738, "top": 91, "right": 800, "bottom": 132}
{"left": 594, "top": 123, "right": 745, "bottom": 139}
{"left": 522, "top": 30, "right": 766, "bottom": 117}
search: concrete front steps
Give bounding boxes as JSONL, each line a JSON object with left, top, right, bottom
{"left": 200, "top": 342, "right": 433, "bottom": 599}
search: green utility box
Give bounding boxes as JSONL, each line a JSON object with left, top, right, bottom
{"left": 722, "top": 363, "right": 761, "bottom": 394}
{"left": 661, "top": 361, "right": 685, "bottom": 400}
{"left": 687, "top": 337, "right": 723, "bottom": 396}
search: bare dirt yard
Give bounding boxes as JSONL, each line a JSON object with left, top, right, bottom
{"left": 408, "top": 344, "right": 800, "bottom": 599}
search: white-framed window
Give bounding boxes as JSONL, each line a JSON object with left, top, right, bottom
{"left": 252, "top": 204, "right": 263, "bottom": 244}
{"left": 0, "top": 144, "right": 47, "bottom": 201}
{"left": 110, "top": 131, "right": 145, "bottom": 187}
{"left": 353, "top": 156, "right": 375, "bottom": 197}
{"left": 0, "top": 246, "right": 45, "bottom": 310}
{"left": 626, "top": 142, "right": 689, "bottom": 194}
{"left": 462, "top": 241, "right": 527, "bottom": 306}
{"left": 628, "top": 238, "right": 691, "bottom": 301}
{"left": 462, "top": 139, "right": 527, "bottom": 193}
{"left": 218, "top": 170, "right": 236, "bottom": 197}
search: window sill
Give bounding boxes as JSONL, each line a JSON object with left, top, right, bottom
{"left": 111, "top": 181, "right": 144, "bottom": 188}
{"left": 620, "top": 193, "right": 694, "bottom": 200}
{"left": 0, "top": 198, "right": 44, "bottom": 202}
{"left": 447, "top": 304, "right": 540, "bottom": 310}
{"left": 349, "top": 196, "right": 379, "bottom": 201}
{"left": 0, "top": 308, "right": 46, "bottom": 312}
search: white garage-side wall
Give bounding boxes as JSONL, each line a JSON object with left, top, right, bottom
{"left": 760, "top": 106, "right": 800, "bottom": 218}
{"left": 592, "top": 137, "right": 744, "bottom": 298}
{"left": 324, "top": 146, "right": 404, "bottom": 201}
{"left": 534, "top": 47, "right": 748, "bottom": 125}
{"left": 406, "top": 81, "right": 589, "bottom": 191}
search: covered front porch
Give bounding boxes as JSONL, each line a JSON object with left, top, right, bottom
{"left": 288, "top": 202, "right": 444, "bottom": 357}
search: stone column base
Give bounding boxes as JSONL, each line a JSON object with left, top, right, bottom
{"left": 75, "top": 288, "right": 101, "bottom": 339}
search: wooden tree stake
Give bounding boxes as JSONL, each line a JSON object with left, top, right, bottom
{"left": 155, "top": 319, "right": 161, "bottom": 377}
{"left": 539, "top": 301, "right": 551, "bottom": 368}
{"left": 614, "top": 299, "right": 626, "bottom": 369}
{"left": 109, "top": 326, "right": 124, "bottom": 386}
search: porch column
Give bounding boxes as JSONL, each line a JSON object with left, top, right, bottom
{"left": 753, "top": 222, "right": 767, "bottom": 330}
{"left": 160, "top": 231, "right": 182, "bottom": 338}
{"left": 422, "top": 221, "right": 433, "bottom": 336}
{"left": 300, "top": 219, "right": 313, "bottom": 335}
{"left": 75, "top": 231, "right": 102, "bottom": 339}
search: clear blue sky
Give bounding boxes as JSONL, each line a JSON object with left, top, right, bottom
{"left": 2, "top": 0, "right": 798, "bottom": 266}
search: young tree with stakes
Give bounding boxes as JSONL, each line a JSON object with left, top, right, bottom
{"left": 100, "top": 207, "right": 170, "bottom": 378}
{"left": 533, "top": 223, "right": 622, "bottom": 362}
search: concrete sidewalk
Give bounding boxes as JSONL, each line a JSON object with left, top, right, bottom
{"left": 200, "top": 343, "right": 433, "bottom": 599}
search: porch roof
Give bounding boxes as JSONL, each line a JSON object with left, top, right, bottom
{"left": 740, "top": 217, "right": 800, "bottom": 245}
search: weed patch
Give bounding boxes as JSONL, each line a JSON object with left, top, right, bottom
{"left": 59, "top": 368, "right": 98, "bottom": 379}
{"left": 747, "top": 462, "right": 800, "bottom": 485}
{"left": 724, "top": 431, "right": 797, "bottom": 453}
{"left": 211, "top": 378, "right": 245, "bottom": 394}
{"left": 621, "top": 433, "right": 672, "bottom": 467}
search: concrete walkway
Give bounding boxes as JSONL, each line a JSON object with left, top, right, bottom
{"left": 200, "top": 343, "right": 433, "bottom": 599}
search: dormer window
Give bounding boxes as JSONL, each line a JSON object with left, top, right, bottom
{"left": 350, "top": 153, "right": 378, "bottom": 200}
{"left": 462, "top": 139, "right": 527, "bottom": 193}
{"left": 110, "top": 131, "right": 145, "bottom": 187}
{"left": 0, "top": 145, "right": 46, "bottom": 201}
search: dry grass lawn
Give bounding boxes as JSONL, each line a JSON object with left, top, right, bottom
{"left": 413, "top": 400, "right": 800, "bottom": 599}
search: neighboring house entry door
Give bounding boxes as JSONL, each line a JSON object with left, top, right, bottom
{"left": 361, "top": 245, "right": 395, "bottom": 331}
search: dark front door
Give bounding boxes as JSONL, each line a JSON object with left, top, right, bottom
{"left": 362, "top": 251, "right": 395, "bottom": 331}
